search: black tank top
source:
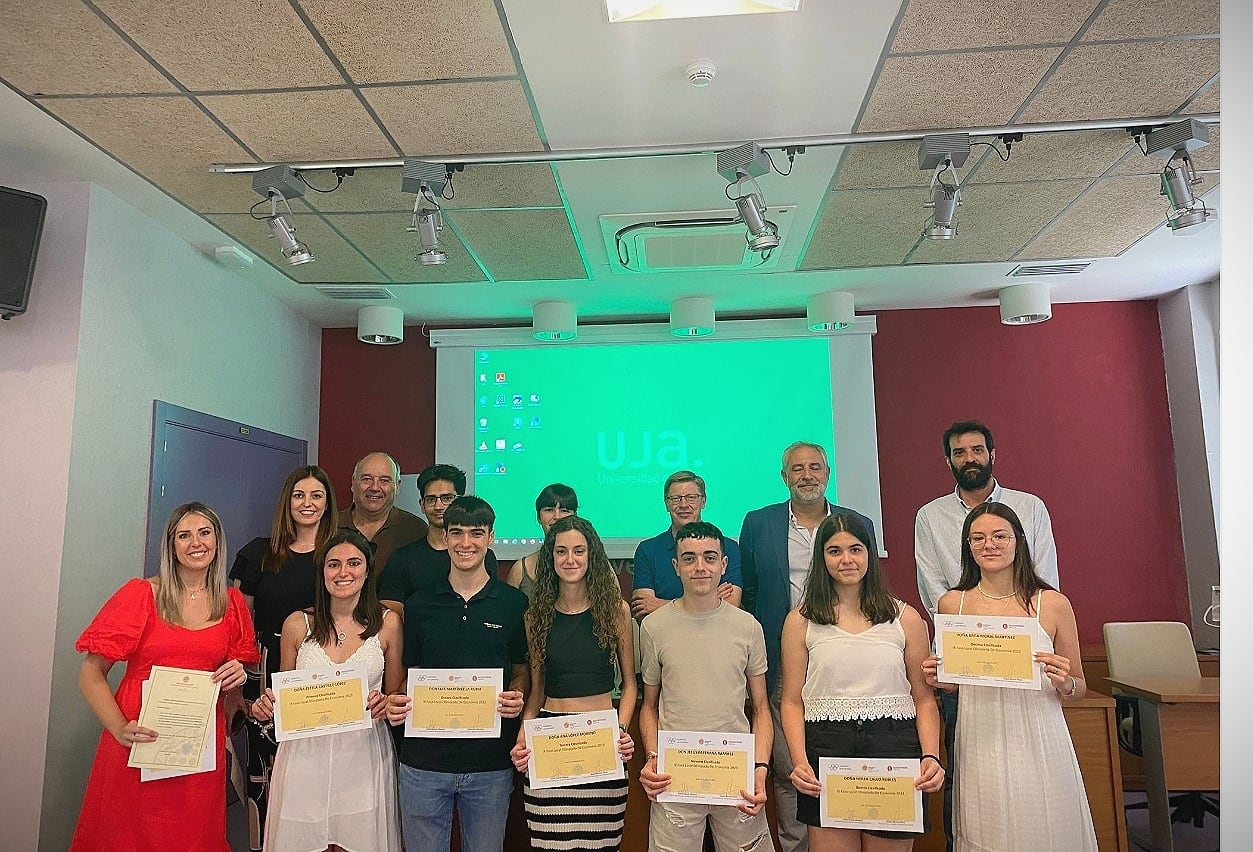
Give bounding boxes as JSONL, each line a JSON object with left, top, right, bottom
{"left": 544, "top": 609, "right": 614, "bottom": 698}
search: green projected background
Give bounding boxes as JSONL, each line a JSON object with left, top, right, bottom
{"left": 470, "top": 338, "right": 837, "bottom": 546}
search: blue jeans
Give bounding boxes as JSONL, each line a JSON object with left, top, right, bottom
{"left": 398, "top": 764, "right": 514, "bottom": 852}
{"left": 939, "top": 689, "right": 959, "bottom": 852}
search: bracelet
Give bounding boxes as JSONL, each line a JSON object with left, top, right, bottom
{"left": 1063, "top": 676, "right": 1078, "bottom": 696}
{"left": 646, "top": 751, "right": 658, "bottom": 762}
{"left": 920, "top": 754, "right": 944, "bottom": 770}
{"left": 754, "top": 761, "right": 771, "bottom": 774}
{"left": 618, "top": 723, "right": 628, "bottom": 733}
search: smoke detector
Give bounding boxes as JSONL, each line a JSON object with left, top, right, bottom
{"left": 685, "top": 59, "right": 716, "bottom": 88}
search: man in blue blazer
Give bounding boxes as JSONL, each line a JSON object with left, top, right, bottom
{"left": 739, "top": 441, "right": 877, "bottom": 852}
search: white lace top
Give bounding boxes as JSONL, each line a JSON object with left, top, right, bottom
{"left": 802, "top": 606, "right": 916, "bottom": 721}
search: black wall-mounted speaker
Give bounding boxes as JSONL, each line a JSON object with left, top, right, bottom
{"left": 1, "top": 186, "right": 48, "bottom": 320}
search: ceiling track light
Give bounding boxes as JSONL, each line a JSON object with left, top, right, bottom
{"left": 922, "top": 158, "right": 962, "bottom": 240}
{"left": 251, "top": 165, "right": 315, "bottom": 266}
{"left": 402, "top": 159, "right": 451, "bottom": 265}
{"left": 1161, "top": 152, "right": 1214, "bottom": 233}
{"left": 717, "top": 143, "right": 781, "bottom": 254}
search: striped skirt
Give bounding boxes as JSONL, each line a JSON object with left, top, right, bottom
{"left": 522, "top": 776, "right": 629, "bottom": 851}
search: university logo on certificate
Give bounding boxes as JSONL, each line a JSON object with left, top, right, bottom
{"left": 406, "top": 668, "right": 503, "bottom": 738}
{"left": 819, "top": 757, "right": 923, "bottom": 833}
{"left": 656, "top": 730, "right": 754, "bottom": 807}
{"left": 272, "top": 662, "right": 371, "bottom": 741}
{"left": 524, "top": 710, "right": 624, "bottom": 790}
{"left": 935, "top": 613, "right": 1043, "bottom": 690}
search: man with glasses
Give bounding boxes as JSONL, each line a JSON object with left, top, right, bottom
{"left": 338, "top": 451, "right": 427, "bottom": 572}
{"left": 914, "top": 420, "right": 1058, "bottom": 852}
{"left": 631, "top": 470, "right": 743, "bottom": 621}
{"left": 379, "top": 463, "right": 499, "bottom": 618}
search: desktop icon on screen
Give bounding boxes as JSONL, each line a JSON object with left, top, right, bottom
{"left": 478, "top": 441, "right": 489, "bottom": 452}
{"left": 495, "top": 462, "right": 507, "bottom": 474}
{"left": 478, "top": 352, "right": 489, "bottom": 362}
{"left": 512, "top": 417, "right": 523, "bottom": 429}
{"left": 495, "top": 438, "right": 507, "bottom": 450}
{"left": 478, "top": 418, "right": 489, "bottom": 430}
{"left": 512, "top": 442, "right": 524, "bottom": 451}
{"left": 479, "top": 396, "right": 489, "bottom": 407}
{"left": 512, "top": 393, "right": 524, "bottom": 406}
{"left": 479, "top": 373, "right": 487, "bottom": 383}
{"left": 495, "top": 395, "right": 506, "bottom": 406}
{"left": 495, "top": 372, "right": 507, "bottom": 383}
{"left": 529, "top": 416, "right": 541, "bottom": 428}
{"left": 477, "top": 463, "right": 490, "bottom": 474}
{"left": 529, "top": 393, "right": 541, "bottom": 404}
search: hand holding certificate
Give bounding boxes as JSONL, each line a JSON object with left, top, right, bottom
{"left": 656, "top": 730, "right": 754, "bottom": 807}
{"left": 127, "top": 666, "right": 220, "bottom": 771}
{"left": 523, "top": 710, "right": 625, "bottom": 789}
{"left": 406, "top": 668, "right": 504, "bottom": 738}
{"left": 271, "top": 662, "right": 370, "bottom": 741}
{"left": 819, "top": 757, "right": 924, "bottom": 833}
{"left": 936, "top": 613, "right": 1042, "bottom": 690}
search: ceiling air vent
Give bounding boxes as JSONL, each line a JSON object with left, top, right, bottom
{"left": 1008, "top": 263, "right": 1091, "bottom": 277}
{"left": 313, "top": 285, "right": 396, "bottom": 300}
{"left": 599, "top": 208, "right": 794, "bottom": 274}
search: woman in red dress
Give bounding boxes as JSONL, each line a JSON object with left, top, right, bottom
{"left": 71, "top": 501, "right": 259, "bottom": 851}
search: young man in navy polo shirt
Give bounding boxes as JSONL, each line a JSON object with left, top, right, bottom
{"left": 385, "top": 495, "right": 529, "bottom": 851}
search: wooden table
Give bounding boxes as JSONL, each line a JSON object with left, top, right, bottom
{"left": 1104, "top": 677, "right": 1219, "bottom": 852}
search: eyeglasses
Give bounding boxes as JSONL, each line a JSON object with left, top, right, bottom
{"left": 421, "top": 493, "right": 458, "bottom": 506}
{"left": 665, "top": 494, "right": 703, "bottom": 506}
{"left": 968, "top": 532, "right": 1015, "bottom": 547}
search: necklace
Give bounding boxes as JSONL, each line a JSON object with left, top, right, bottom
{"left": 333, "top": 619, "right": 355, "bottom": 646}
{"left": 185, "top": 585, "right": 208, "bottom": 599}
{"left": 977, "top": 583, "right": 1017, "bottom": 601}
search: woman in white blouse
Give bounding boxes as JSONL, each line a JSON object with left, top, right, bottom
{"left": 780, "top": 512, "right": 944, "bottom": 851}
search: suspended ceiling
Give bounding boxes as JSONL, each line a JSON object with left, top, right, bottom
{"left": 0, "top": 0, "right": 1222, "bottom": 327}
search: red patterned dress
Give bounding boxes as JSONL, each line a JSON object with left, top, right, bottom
{"left": 70, "top": 578, "right": 259, "bottom": 851}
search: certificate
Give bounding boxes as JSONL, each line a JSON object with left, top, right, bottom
{"left": 656, "top": 729, "right": 754, "bottom": 807}
{"left": 936, "top": 613, "right": 1042, "bottom": 690}
{"left": 524, "top": 709, "right": 624, "bottom": 790}
{"left": 272, "top": 662, "right": 370, "bottom": 742}
{"left": 406, "top": 668, "right": 503, "bottom": 738}
{"left": 127, "top": 665, "right": 220, "bottom": 771}
{"left": 819, "top": 757, "right": 923, "bottom": 833}
{"left": 139, "top": 679, "right": 215, "bottom": 781}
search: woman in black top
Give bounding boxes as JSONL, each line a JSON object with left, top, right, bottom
{"left": 228, "top": 464, "right": 337, "bottom": 851}
{"left": 510, "top": 515, "right": 636, "bottom": 851}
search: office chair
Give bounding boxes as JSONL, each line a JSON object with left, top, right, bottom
{"left": 1103, "top": 621, "right": 1219, "bottom": 829}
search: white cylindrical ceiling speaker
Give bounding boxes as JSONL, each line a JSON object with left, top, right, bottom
{"left": 998, "top": 282, "right": 1052, "bottom": 325}
{"left": 532, "top": 300, "right": 577, "bottom": 341}
{"left": 806, "top": 290, "right": 856, "bottom": 331}
{"left": 670, "top": 296, "right": 715, "bottom": 337}
{"left": 357, "top": 305, "right": 404, "bottom": 344}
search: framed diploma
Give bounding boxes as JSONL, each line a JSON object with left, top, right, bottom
{"left": 524, "top": 709, "right": 624, "bottom": 790}
{"left": 936, "top": 613, "right": 1042, "bottom": 690}
{"left": 656, "top": 729, "right": 754, "bottom": 807}
{"left": 139, "top": 679, "right": 215, "bottom": 781}
{"left": 406, "top": 668, "right": 504, "bottom": 738}
{"left": 127, "top": 665, "right": 220, "bottom": 771}
{"left": 819, "top": 757, "right": 923, "bottom": 833}
{"left": 271, "top": 662, "right": 371, "bottom": 742}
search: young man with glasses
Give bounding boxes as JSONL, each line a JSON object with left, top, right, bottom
{"left": 914, "top": 420, "right": 1058, "bottom": 852}
{"left": 338, "top": 451, "right": 427, "bottom": 572}
{"left": 379, "top": 463, "right": 500, "bottom": 618}
{"left": 631, "top": 470, "right": 743, "bottom": 621}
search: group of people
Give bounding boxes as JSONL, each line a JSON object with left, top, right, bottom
{"left": 70, "top": 421, "right": 1099, "bottom": 852}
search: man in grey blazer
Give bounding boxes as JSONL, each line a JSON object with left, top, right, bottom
{"left": 739, "top": 441, "right": 876, "bottom": 852}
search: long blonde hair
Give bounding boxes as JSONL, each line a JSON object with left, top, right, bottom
{"left": 156, "top": 502, "right": 229, "bottom": 625}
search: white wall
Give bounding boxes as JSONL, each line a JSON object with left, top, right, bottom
{"left": 0, "top": 181, "right": 91, "bottom": 852}
{"left": 13, "top": 184, "right": 323, "bottom": 852}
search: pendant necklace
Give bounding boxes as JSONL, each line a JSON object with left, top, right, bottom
{"left": 186, "top": 585, "right": 207, "bottom": 599}
{"left": 976, "top": 583, "right": 1017, "bottom": 601}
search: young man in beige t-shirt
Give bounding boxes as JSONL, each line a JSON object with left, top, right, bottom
{"left": 638, "top": 521, "right": 775, "bottom": 851}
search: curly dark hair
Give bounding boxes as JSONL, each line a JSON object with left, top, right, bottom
{"left": 526, "top": 515, "right": 624, "bottom": 672}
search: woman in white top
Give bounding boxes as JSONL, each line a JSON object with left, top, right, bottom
{"left": 922, "top": 502, "right": 1097, "bottom": 852}
{"left": 781, "top": 512, "right": 944, "bottom": 851}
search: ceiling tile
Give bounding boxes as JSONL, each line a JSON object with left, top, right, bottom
{"left": 1083, "top": 0, "right": 1219, "bottom": 40}
{"left": 800, "top": 189, "right": 923, "bottom": 269}
{"left": 91, "top": 0, "right": 343, "bottom": 91}
{"left": 364, "top": 82, "right": 543, "bottom": 154}
{"left": 448, "top": 210, "right": 587, "bottom": 281}
{"left": 298, "top": 163, "right": 564, "bottom": 213}
{"left": 206, "top": 213, "right": 390, "bottom": 283}
{"left": 301, "top": 0, "right": 518, "bottom": 83}
{"left": 328, "top": 213, "right": 488, "bottom": 284}
{"left": 835, "top": 140, "right": 938, "bottom": 190}
{"left": 199, "top": 90, "right": 399, "bottom": 162}
{"left": 969, "top": 130, "right": 1138, "bottom": 183}
{"left": 1017, "top": 39, "right": 1219, "bottom": 123}
{"left": 892, "top": 0, "right": 1097, "bottom": 51}
{"left": 1186, "top": 81, "right": 1220, "bottom": 114}
{"left": 1, "top": 0, "right": 177, "bottom": 95}
{"left": 857, "top": 49, "right": 1062, "bottom": 132}
{"left": 1015, "top": 174, "right": 1167, "bottom": 259}
{"left": 302, "top": 167, "right": 412, "bottom": 213}
{"left": 907, "top": 179, "right": 1089, "bottom": 264}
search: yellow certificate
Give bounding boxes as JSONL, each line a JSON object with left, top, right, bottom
{"left": 525, "top": 709, "right": 624, "bottom": 789}
{"left": 406, "top": 668, "right": 503, "bottom": 738}
{"left": 127, "top": 666, "right": 220, "bottom": 771}
{"left": 936, "top": 613, "right": 1042, "bottom": 690}
{"left": 272, "top": 662, "right": 370, "bottom": 741}
{"left": 657, "top": 729, "right": 754, "bottom": 807}
{"left": 819, "top": 757, "right": 923, "bottom": 832}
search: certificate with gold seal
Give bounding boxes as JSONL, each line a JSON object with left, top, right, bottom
{"left": 524, "top": 709, "right": 624, "bottom": 790}
{"left": 127, "top": 665, "right": 220, "bottom": 771}
{"left": 819, "top": 757, "right": 923, "bottom": 832}
{"left": 272, "top": 662, "right": 370, "bottom": 742}
{"left": 936, "top": 613, "right": 1042, "bottom": 690}
{"left": 405, "top": 668, "right": 503, "bottom": 738}
{"left": 656, "top": 730, "right": 754, "bottom": 807}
